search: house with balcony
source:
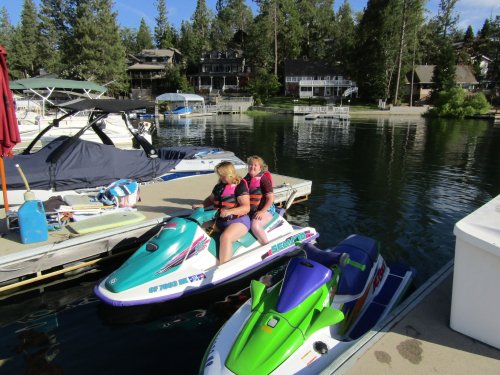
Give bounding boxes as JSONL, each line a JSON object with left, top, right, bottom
{"left": 127, "top": 48, "right": 182, "bottom": 100}
{"left": 284, "top": 59, "right": 357, "bottom": 99}
{"left": 188, "top": 49, "right": 251, "bottom": 94}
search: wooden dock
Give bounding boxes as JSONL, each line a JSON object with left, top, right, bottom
{"left": 294, "top": 105, "right": 350, "bottom": 120}
{"left": 0, "top": 173, "right": 311, "bottom": 294}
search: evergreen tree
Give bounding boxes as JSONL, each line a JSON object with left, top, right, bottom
{"left": 0, "top": 7, "right": 14, "bottom": 53}
{"left": 297, "top": 0, "right": 335, "bottom": 60}
{"left": 354, "top": 0, "right": 402, "bottom": 101}
{"left": 475, "top": 19, "right": 493, "bottom": 59}
{"left": 334, "top": 0, "right": 356, "bottom": 76}
{"left": 211, "top": 0, "right": 253, "bottom": 50}
{"left": 68, "top": 0, "right": 127, "bottom": 96}
{"left": 456, "top": 25, "right": 474, "bottom": 65}
{"left": 10, "top": 0, "right": 39, "bottom": 79}
{"left": 436, "top": 0, "right": 458, "bottom": 38}
{"left": 120, "top": 27, "right": 138, "bottom": 54}
{"left": 38, "top": 0, "right": 68, "bottom": 75}
{"left": 244, "top": 12, "right": 274, "bottom": 73}
{"left": 192, "top": 0, "right": 212, "bottom": 48}
{"left": 154, "top": 0, "right": 174, "bottom": 48}
{"left": 432, "top": 39, "right": 456, "bottom": 99}
{"left": 179, "top": 20, "right": 199, "bottom": 72}
{"left": 278, "top": 0, "right": 303, "bottom": 63}
{"left": 137, "top": 18, "right": 154, "bottom": 52}
{"left": 187, "top": 0, "right": 212, "bottom": 71}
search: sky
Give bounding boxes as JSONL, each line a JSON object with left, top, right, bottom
{"left": 1, "top": 0, "right": 498, "bottom": 34}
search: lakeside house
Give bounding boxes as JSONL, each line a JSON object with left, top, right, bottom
{"left": 127, "top": 48, "right": 183, "bottom": 100}
{"left": 188, "top": 49, "right": 251, "bottom": 95}
{"left": 407, "top": 64, "right": 479, "bottom": 103}
{"left": 283, "top": 59, "right": 357, "bottom": 99}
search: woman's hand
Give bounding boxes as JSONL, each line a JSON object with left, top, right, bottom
{"left": 254, "top": 210, "right": 265, "bottom": 220}
{"left": 219, "top": 208, "right": 230, "bottom": 218}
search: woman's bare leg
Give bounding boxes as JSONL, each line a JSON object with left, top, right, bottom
{"left": 219, "top": 223, "right": 249, "bottom": 264}
{"left": 251, "top": 211, "right": 273, "bottom": 245}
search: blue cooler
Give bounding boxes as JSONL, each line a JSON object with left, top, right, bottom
{"left": 18, "top": 200, "right": 48, "bottom": 244}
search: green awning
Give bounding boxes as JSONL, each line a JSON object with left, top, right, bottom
{"left": 9, "top": 78, "right": 107, "bottom": 93}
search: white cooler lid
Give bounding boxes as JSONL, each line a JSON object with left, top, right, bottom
{"left": 454, "top": 194, "right": 500, "bottom": 257}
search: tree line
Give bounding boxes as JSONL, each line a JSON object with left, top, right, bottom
{"left": 0, "top": 0, "right": 498, "bottom": 104}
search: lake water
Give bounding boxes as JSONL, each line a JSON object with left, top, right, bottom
{"left": 1, "top": 114, "right": 499, "bottom": 374}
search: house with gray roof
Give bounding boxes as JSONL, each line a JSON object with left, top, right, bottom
{"left": 407, "top": 65, "right": 478, "bottom": 102}
{"left": 127, "top": 48, "right": 183, "bottom": 100}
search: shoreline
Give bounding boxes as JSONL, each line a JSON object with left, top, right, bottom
{"left": 248, "top": 105, "right": 498, "bottom": 120}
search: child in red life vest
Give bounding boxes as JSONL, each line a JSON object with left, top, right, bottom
{"left": 244, "top": 156, "right": 275, "bottom": 245}
{"left": 192, "top": 161, "right": 250, "bottom": 264}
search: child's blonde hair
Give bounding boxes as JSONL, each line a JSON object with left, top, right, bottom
{"left": 215, "top": 161, "right": 241, "bottom": 184}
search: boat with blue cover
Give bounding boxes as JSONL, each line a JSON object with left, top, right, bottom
{"left": 1, "top": 99, "right": 245, "bottom": 206}
{"left": 200, "top": 234, "right": 416, "bottom": 374}
{"left": 164, "top": 106, "right": 193, "bottom": 116}
{"left": 94, "top": 208, "right": 318, "bottom": 306}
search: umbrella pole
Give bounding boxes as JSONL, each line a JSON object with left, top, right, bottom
{"left": 0, "top": 157, "right": 9, "bottom": 212}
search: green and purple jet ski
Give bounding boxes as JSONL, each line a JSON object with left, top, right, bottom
{"left": 200, "top": 234, "right": 415, "bottom": 374}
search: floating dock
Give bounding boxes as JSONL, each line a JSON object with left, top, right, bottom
{"left": 325, "top": 261, "right": 500, "bottom": 374}
{"left": 0, "top": 173, "right": 311, "bottom": 293}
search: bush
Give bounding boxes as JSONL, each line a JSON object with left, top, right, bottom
{"left": 428, "top": 88, "right": 491, "bottom": 118}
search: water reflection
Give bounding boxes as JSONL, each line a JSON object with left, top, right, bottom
{"left": 1, "top": 114, "right": 499, "bottom": 374}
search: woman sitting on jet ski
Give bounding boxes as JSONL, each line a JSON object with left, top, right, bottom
{"left": 193, "top": 161, "right": 251, "bottom": 264}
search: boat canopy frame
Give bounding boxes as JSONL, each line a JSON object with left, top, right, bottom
{"left": 155, "top": 93, "right": 205, "bottom": 112}
{"left": 9, "top": 78, "right": 108, "bottom": 116}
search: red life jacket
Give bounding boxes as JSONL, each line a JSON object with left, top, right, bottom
{"left": 244, "top": 171, "right": 272, "bottom": 211}
{"left": 213, "top": 180, "right": 248, "bottom": 209}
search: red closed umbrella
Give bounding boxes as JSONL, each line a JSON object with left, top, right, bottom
{"left": 0, "top": 45, "right": 21, "bottom": 211}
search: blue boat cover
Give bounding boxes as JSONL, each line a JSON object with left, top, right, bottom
{"left": 4, "top": 136, "right": 181, "bottom": 191}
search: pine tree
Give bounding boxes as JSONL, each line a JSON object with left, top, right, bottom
{"left": 10, "top": 0, "right": 39, "bottom": 79}
{"left": 68, "top": 0, "right": 127, "bottom": 96}
{"left": 432, "top": 39, "right": 456, "bottom": 99}
{"left": 436, "top": 0, "right": 459, "bottom": 38}
{"left": 137, "top": 18, "right": 154, "bottom": 52}
{"left": 192, "top": 0, "right": 212, "bottom": 46}
{"left": 155, "top": 0, "right": 174, "bottom": 48}
{"left": 211, "top": 0, "right": 253, "bottom": 50}
{"left": 120, "top": 27, "right": 138, "bottom": 54}
{"left": 354, "top": 0, "right": 402, "bottom": 101}
{"left": 278, "top": 0, "right": 303, "bottom": 63}
{"left": 245, "top": 12, "right": 274, "bottom": 72}
{"left": 38, "top": 0, "right": 68, "bottom": 75}
{"left": 334, "top": 0, "right": 356, "bottom": 76}
{"left": 190, "top": 0, "right": 212, "bottom": 69}
{"left": 296, "top": 0, "right": 335, "bottom": 59}
{"left": 0, "top": 7, "right": 14, "bottom": 52}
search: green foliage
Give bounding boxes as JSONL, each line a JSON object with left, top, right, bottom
{"left": 137, "top": 18, "right": 154, "bottom": 51}
{"left": 429, "top": 88, "right": 491, "bottom": 118}
{"left": 431, "top": 40, "right": 456, "bottom": 99}
{"left": 9, "top": 0, "right": 39, "bottom": 79}
{"left": 161, "top": 65, "right": 192, "bottom": 93}
{"left": 211, "top": 0, "right": 253, "bottom": 50}
{"left": 333, "top": 0, "right": 356, "bottom": 76}
{"left": 155, "top": 0, "right": 174, "bottom": 48}
{"left": 0, "top": 7, "right": 14, "bottom": 53}
{"left": 246, "top": 69, "right": 281, "bottom": 102}
{"left": 66, "top": 0, "right": 128, "bottom": 96}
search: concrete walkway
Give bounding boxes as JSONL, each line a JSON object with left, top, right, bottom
{"left": 325, "top": 261, "right": 500, "bottom": 374}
